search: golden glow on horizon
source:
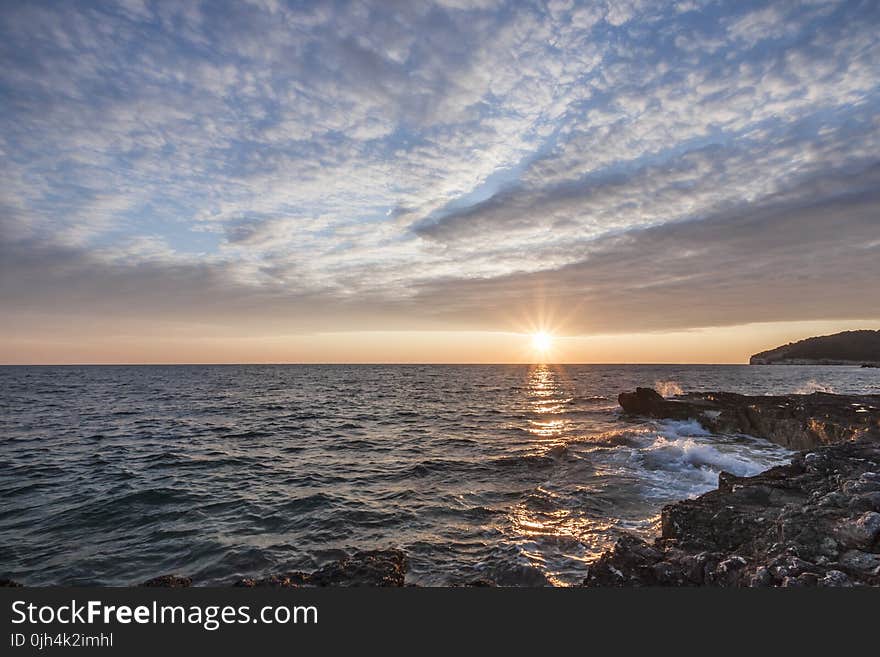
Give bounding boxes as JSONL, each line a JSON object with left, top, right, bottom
{"left": 1, "top": 320, "right": 878, "bottom": 364}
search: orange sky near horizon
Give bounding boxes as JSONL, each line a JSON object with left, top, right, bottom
{"left": 2, "top": 319, "right": 876, "bottom": 365}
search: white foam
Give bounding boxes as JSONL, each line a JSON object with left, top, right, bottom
{"left": 623, "top": 421, "right": 794, "bottom": 499}
{"left": 658, "top": 419, "right": 712, "bottom": 437}
{"left": 795, "top": 380, "right": 835, "bottom": 394}
{"left": 654, "top": 380, "right": 684, "bottom": 397}
{"left": 642, "top": 437, "right": 775, "bottom": 477}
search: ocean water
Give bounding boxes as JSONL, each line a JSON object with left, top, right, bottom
{"left": 2, "top": 364, "right": 878, "bottom": 587}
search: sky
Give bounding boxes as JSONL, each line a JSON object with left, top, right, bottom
{"left": 1, "top": 0, "right": 878, "bottom": 364}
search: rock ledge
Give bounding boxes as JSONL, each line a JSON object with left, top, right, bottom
{"left": 618, "top": 387, "right": 880, "bottom": 449}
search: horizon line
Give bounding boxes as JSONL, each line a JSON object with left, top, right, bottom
{"left": 2, "top": 361, "right": 758, "bottom": 367}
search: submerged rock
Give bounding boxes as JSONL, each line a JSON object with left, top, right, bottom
{"left": 234, "top": 549, "right": 408, "bottom": 587}
{"left": 234, "top": 573, "right": 311, "bottom": 588}
{"left": 618, "top": 387, "right": 880, "bottom": 449}
{"left": 473, "top": 561, "right": 552, "bottom": 587}
{"left": 139, "top": 574, "right": 192, "bottom": 588}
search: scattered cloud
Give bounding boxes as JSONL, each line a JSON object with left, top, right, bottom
{"left": 1, "top": 0, "right": 878, "bottom": 345}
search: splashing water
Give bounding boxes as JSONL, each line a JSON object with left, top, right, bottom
{"left": 654, "top": 380, "right": 684, "bottom": 397}
{"left": 795, "top": 379, "right": 836, "bottom": 394}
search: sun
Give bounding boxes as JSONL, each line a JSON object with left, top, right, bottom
{"left": 531, "top": 331, "right": 553, "bottom": 354}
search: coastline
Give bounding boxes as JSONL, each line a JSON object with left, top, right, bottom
{"left": 584, "top": 388, "right": 880, "bottom": 587}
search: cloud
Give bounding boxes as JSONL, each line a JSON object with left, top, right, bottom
{"left": 1, "top": 0, "right": 879, "bottom": 345}
{"left": 3, "top": 163, "right": 878, "bottom": 338}
{"left": 407, "top": 164, "right": 880, "bottom": 332}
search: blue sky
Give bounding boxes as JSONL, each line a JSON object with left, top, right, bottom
{"left": 1, "top": 0, "right": 879, "bottom": 360}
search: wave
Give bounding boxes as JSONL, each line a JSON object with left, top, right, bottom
{"left": 630, "top": 422, "right": 793, "bottom": 497}
{"left": 658, "top": 419, "right": 712, "bottom": 438}
{"left": 654, "top": 380, "right": 684, "bottom": 397}
{"left": 640, "top": 436, "right": 777, "bottom": 479}
{"left": 795, "top": 379, "right": 836, "bottom": 394}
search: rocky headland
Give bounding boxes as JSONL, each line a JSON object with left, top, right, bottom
{"left": 749, "top": 329, "right": 880, "bottom": 366}
{"left": 584, "top": 387, "right": 880, "bottom": 587}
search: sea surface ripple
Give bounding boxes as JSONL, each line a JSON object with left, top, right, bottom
{"left": 2, "top": 364, "right": 877, "bottom": 586}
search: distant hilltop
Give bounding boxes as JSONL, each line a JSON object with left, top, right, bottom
{"left": 750, "top": 330, "right": 880, "bottom": 366}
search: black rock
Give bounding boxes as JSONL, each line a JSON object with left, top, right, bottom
{"left": 139, "top": 574, "right": 192, "bottom": 588}
{"left": 617, "top": 387, "right": 666, "bottom": 415}
{"left": 234, "top": 573, "right": 311, "bottom": 588}
{"left": 618, "top": 387, "right": 880, "bottom": 449}
{"left": 233, "top": 549, "right": 408, "bottom": 588}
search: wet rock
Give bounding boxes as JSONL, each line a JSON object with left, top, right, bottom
{"left": 717, "top": 471, "right": 738, "bottom": 493}
{"left": 618, "top": 388, "right": 880, "bottom": 450}
{"left": 308, "top": 549, "right": 407, "bottom": 586}
{"left": 652, "top": 561, "right": 688, "bottom": 585}
{"left": 678, "top": 552, "right": 711, "bottom": 584}
{"left": 617, "top": 388, "right": 681, "bottom": 418}
{"left": 849, "top": 492, "right": 880, "bottom": 512}
{"left": 0, "top": 579, "right": 23, "bottom": 587}
{"left": 234, "top": 550, "right": 408, "bottom": 588}
{"left": 836, "top": 512, "right": 880, "bottom": 549}
{"left": 819, "top": 570, "right": 852, "bottom": 587}
{"left": 464, "top": 578, "right": 497, "bottom": 587}
{"left": 838, "top": 550, "right": 880, "bottom": 578}
{"left": 749, "top": 566, "right": 773, "bottom": 587}
{"left": 782, "top": 572, "right": 819, "bottom": 587}
{"left": 234, "top": 573, "right": 310, "bottom": 588}
{"left": 818, "top": 537, "right": 839, "bottom": 558}
{"left": 707, "top": 555, "right": 748, "bottom": 586}
{"left": 842, "top": 477, "right": 880, "bottom": 495}
{"left": 817, "top": 491, "right": 849, "bottom": 508}
{"left": 139, "top": 575, "right": 192, "bottom": 588}
{"left": 583, "top": 535, "right": 664, "bottom": 586}
{"left": 476, "top": 563, "right": 551, "bottom": 587}
{"left": 768, "top": 554, "right": 814, "bottom": 580}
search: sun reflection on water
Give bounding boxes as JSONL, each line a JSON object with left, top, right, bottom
{"left": 501, "top": 364, "right": 601, "bottom": 585}
{"left": 525, "top": 364, "right": 570, "bottom": 441}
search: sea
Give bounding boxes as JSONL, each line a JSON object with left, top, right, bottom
{"left": 2, "top": 364, "right": 878, "bottom": 586}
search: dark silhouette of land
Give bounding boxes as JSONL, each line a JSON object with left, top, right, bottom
{"left": 750, "top": 330, "right": 880, "bottom": 365}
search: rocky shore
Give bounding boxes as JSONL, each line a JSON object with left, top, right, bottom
{"left": 138, "top": 550, "right": 408, "bottom": 588}
{"left": 618, "top": 387, "right": 880, "bottom": 449}
{"left": 584, "top": 387, "right": 880, "bottom": 587}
